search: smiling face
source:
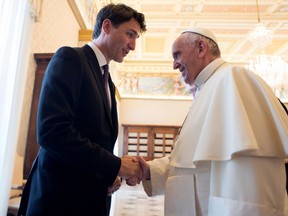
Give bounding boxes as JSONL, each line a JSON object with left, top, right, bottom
{"left": 103, "top": 18, "right": 141, "bottom": 63}
{"left": 172, "top": 35, "right": 200, "bottom": 85}
{"left": 172, "top": 35, "right": 197, "bottom": 85}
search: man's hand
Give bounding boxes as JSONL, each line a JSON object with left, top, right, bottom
{"left": 107, "top": 176, "right": 121, "bottom": 196}
{"left": 118, "top": 155, "right": 141, "bottom": 179}
{"left": 125, "top": 177, "right": 139, "bottom": 186}
{"left": 125, "top": 156, "right": 150, "bottom": 186}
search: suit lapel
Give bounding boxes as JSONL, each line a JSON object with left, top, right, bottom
{"left": 82, "top": 45, "right": 113, "bottom": 126}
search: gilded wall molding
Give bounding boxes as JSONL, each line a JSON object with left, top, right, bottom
{"left": 79, "top": 29, "right": 92, "bottom": 41}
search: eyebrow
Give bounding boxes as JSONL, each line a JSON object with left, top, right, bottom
{"left": 129, "top": 29, "right": 140, "bottom": 38}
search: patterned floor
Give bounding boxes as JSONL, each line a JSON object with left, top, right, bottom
{"left": 7, "top": 181, "right": 164, "bottom": 216}
{"left": 112, "top": 182, "right": 164, "bottom": 216}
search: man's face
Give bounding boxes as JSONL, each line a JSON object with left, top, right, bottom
{"left": 172, "top": 35, "right": 199, "bottom": 85}
{"left": 106, "top": 18, "right": 141, "bottom": 63}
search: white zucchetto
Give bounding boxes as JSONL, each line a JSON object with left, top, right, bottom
{"left": 182, "top": 27, "right": 218, "bottom": 45}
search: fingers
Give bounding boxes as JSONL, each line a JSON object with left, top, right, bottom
{"left": 136, "top": 161, "right": 142, "bottom": 180}
{"left": 107, "top": 176, "right": 122, "bottom": 196}
{"left": 119, "top": 156, "right": 142, "bottom": 179}
{"left": 125, "top": 177, "right": 139, "bottom": 186}
{"left": 125, "top": 157, "right": 147, "bottom": 186}
{"left": 136, "top": 155, "right": 146, "bottom": 164}
{"left": 113, "top": 176, "right": 122, "bottom": 187}
{"left": 136, "top": 156, "right": 150, "bottom": 180}
{"left": 119, "top": 155, "right": 150, "bottom": 187}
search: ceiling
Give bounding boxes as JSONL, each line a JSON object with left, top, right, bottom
{"left": 70, "top": 0, "right": 288, "bottom": 99}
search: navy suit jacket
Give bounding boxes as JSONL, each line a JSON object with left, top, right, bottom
{"left": 18, "top": 45, "right": 121, "bottom": 216}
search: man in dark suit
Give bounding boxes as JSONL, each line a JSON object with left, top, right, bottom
{"left": 18, "top": 3, "right": 146, "bottom": 216}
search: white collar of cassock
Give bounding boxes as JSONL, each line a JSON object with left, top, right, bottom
{"left": 191, "top": 58, "right": 226, "bottom": 98}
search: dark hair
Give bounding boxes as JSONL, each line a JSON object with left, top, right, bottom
{"left": 92, "top": 3, "right": 146, "bottom": 39}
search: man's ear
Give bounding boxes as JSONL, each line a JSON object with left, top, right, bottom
{"left": 102, "top": 19, "right": 112, "bottom": 35}
{"left": 198, "top": 39, "right": 207, "bottom": 58}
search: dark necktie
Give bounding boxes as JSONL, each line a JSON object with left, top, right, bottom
{"left": 102, "top": 64, "right": 111, "bottom": 109}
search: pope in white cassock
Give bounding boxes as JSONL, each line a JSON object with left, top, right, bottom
{"left": 127, "top": 27, "right": 288, "bottom": 216}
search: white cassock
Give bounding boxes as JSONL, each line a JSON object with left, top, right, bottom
{"left": 142, "top": 58, "right": 288, "bottom": 216}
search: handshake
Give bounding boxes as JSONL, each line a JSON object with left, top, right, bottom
{"left": 108, "top": 155, "right": 149, "bottom": 196}
{"left": 119, "top": 155, "right": 150, "bottom": 185}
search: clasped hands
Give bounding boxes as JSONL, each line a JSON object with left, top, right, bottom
{"left": 108, "top": 155, "right": 149, "bottom": 196}
{"left": 119, "top": 155, "right": 150, "bottom": 183}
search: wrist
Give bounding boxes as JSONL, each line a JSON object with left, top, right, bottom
{"left": 143, "top": 165, "right": 151, "bottom": 180}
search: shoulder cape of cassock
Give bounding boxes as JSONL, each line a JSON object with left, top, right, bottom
{"left": 170, "top": 60, "right": 288, "bottom": 168}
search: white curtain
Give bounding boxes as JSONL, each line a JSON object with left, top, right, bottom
{"left": 0, "top": 0, "right": 35, "bottom": 214}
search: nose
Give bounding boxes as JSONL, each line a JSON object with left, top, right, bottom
{"left": 173, "top": 60, "right": 180, "bottom": 70}
{"left": 128, "top": 39, "right": 136, "bottom": 51}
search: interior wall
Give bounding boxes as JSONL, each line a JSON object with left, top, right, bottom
{"left": 117, "top": 98, "right": 192, "bottom": 156}
{"left": 119, "top": 98, "right": 191, "bottom": 126}
{"left": 12, "top": 0, "right": 80, "bottom": 186}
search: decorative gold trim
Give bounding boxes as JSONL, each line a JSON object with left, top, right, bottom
{"left": 79, "top": 29, "right": 93, "bottom": 41}
{"left": 115, "top": 87, "right": 121, "bottom": 101}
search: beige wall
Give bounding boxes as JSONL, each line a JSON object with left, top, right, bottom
{"left": 119, "top": 98, "right": 191, "bottom": 126}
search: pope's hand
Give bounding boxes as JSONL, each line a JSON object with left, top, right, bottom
{"left": 118, "top": 156, "right": 142, "bottom": 179}
{"left": 126, "top": 177, "right": 139, "bottom": 186}
{"left": 136, "top": 156, "right": 150, "bottom": 180}
{"left": 126, "top": 156, "right": 150, "bottom": 186}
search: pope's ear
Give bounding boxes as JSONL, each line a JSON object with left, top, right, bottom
{"left": 197, "top": 39, "right": 207, "bottom": 58}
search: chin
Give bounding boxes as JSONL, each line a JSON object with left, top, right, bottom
{"left": 119, "top": 56, "right": 125, "bottom": 62}
{"left": 114, "top": 58, "right": 124, "bottom": 63}
{"left": 181, "top": 76, "right": 189, "bottom": 84}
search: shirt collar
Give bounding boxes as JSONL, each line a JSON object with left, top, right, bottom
{"left": 88, "top": 41, "right": 107, "bottom": 74}
{"left": 194, "top": 58, "right": 226, "bottom": 89}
